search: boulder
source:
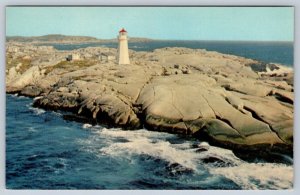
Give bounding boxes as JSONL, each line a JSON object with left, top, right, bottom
{"left": 6, "top": 67, "right": 20, "bottom": 84}
{"left": 20, "top": 85, "right": 43, "bottom": 97}
{"left": 7, "top": 65, "right": 44, "bottom": 91}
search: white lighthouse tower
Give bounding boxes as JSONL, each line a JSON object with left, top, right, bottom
{"left": 117, "top": 28, "right": 130, "bottom": 65}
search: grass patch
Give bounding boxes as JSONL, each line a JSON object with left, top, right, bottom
{"left": 6, "top": 55, "right": 32, "bottom": 74}
{"left": 44, "top": 59, "right": 98, "bottom": 75}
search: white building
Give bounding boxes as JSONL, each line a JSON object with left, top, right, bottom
{"left": 66, "top": 53, "right": 81, "bottom": 61}
{"left": 117, "top": 28, "right": 130, "bottom": 65}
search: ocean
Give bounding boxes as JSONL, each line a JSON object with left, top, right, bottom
{"left": 6, "top": 94, "right": 293, "bottom": 189}
{"left": 44, "top": 40, "right": 294, "bottom": 66}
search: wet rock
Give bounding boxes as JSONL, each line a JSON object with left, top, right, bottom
{"left": 195, "top": 148, "right": 208, "bottom": 153}
{"left": 192, "top": 142, "right": 210, "bottom": 152}
{"left": 166, "top": 163, "right": 194, "bottom": 176}
{"left": 233, "top": 148, "right": 293, "bottom": 165}
{"left": 247, "top": 62, "right": 268, "bottom": 72}
{"left": 63, "top": 114, "right": 96, "bottom": 124}
{"left": 201, "top": 156, "right": 237, "bottom": 167}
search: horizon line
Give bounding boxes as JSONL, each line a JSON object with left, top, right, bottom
{"left": 5, "top": 34, "right": 294, "bottom": 43}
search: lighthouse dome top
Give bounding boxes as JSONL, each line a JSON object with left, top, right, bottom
{"left": 119, "top": 28, "right": 127, "bottom": 33}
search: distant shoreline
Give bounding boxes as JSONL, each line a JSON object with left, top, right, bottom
{"left": 6, "top": 34, "right": 293, "bottom": 44}
{"left": 23, "top": 39, "right": 293, "bottom": 67}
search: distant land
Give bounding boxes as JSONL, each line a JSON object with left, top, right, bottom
{"left": 6, "top": 34, "right": 293, "bottom": 44}
{"left": 6, "top": 34, "right": 154, "bottom": 43}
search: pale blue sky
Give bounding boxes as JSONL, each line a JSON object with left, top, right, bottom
{"left": 6, "top": 7, "right": 294, "bottom": 41}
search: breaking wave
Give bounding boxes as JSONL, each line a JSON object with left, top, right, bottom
{"left": 81, "top": 126, "right": 293, "bottom": 190}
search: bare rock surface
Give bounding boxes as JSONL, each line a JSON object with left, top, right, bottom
{"left": 6, "top": 42, "right": 294, "bottom": 155}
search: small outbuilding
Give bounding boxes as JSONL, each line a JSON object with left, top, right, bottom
{"left": 66, "top": 53, "right": 81, "bottom": 61}
{"left": 99, "top": 52, "right": 116, "bottom": 62}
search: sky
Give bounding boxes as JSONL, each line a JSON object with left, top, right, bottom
{"left": 6, "top": 7, "right": 294, "bottom": 41}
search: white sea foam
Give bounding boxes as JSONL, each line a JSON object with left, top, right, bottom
{"left": 98, "top": 128, "right": 239, "bottom": 171}
{"left": 131, "top": 45, "right": 142, "bottom": 49}
{"left": 29, "top": 106, "right": 45, "bottom": 115}
{"left": 100, "top": 128, "right": 175, "bottom": 140}
{"left": 82, "top": 123, "right": 93, "bottom": 129}
{"left": 80, "top": 127, "right": 293, "bottom": 189}
{"left": 27, "top": 127, "right": 37, "bottom": 132}
{"left": 210, "top": 162, "right": 293, "bottom": 189}
{"left": 51, "top": 111, "right": 62, "bottom": 116}
{"left": 33, "top": 96, "right": 43, "bottom": 101}
{"left": 97, "top": 128, "right": 196, "bottom": 169}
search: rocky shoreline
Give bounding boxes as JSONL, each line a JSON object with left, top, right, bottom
{"left": 6, "top": 41, "right": 294, "bottom": 160}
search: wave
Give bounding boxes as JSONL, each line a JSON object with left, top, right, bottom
{"left": 97, "top": 128, "right": 239, "bottom": 169}
{"left": 81, "top": 127, "right": 293, "bottom": 189}
{"left": 28, "top": 106, "right": 46, "bottom": 115}
{"left": 130, "top": 45, "right": 144, "bottom": 49}
{"left": 82, "top": 123, "right": 93, "bottom": 129}
{"left": 210, "top": 162, "right": 293, "bottom": 189}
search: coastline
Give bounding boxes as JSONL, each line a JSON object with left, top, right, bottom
{"left": 24, "top": 39, "right": 294, "bottom": 67}
{"left": 6, "top": 42, "right": 294, "bottom": 161}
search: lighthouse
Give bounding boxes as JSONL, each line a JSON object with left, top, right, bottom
{"left": 117, "top": 28, "right": 130, "bottom": 65}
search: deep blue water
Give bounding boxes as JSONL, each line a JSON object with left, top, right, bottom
{"left": 42, "top": 41, "right": 293, "bottom": 66}
{"left": 6, "top": 94, "right": 293, "bottom": 189}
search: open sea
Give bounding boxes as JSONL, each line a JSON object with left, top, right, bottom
{"left": 6, "top": 41, "right": 294, "bottom": 189}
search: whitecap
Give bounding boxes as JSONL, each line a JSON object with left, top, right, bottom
{"left": 18, "top": 95, "right": 26, "bottom": 99}
{"left": 96, "top": 129, "right": 240, "bottom": 171}
{"left": 78, "top": 127, "right": 293, "bottom": 189}
{"left": 82, "top": 123, "right": 93, "bottom": 129}
{"left": 27, "top": 127, "right": 37, "bottom": 132}
{"left": 100, "top": 138, "right": 199, "bottom": 171}
{"left": 51, "top": 111, "right": 62, "bottom": 116}
{"left": 210, "top": 162, "right": 293, "bottom": 189}
{"left": 29, "top": 107, "right": 45, "bottom": 115}
{"left": 99, "top": 128, "right": 176, "bottom": 140}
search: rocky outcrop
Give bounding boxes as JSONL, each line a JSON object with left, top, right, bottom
{"left": 6, "top": 43, "right": 294, "bottom": 156}
{"left": 20, "top": 85, "right": 43, "bottom": 97}
{"left": 6, "top": 65, "right": 45, "bottom": 92}
{"left": 136, "top": 75, "right": 287, "bottom": 149}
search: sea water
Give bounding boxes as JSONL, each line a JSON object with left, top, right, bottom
{"left": 42, "top": 40, "right": 293, "bottom": 66}
{"left": 6, "top": 94, "right": 293, "bottom": 189}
